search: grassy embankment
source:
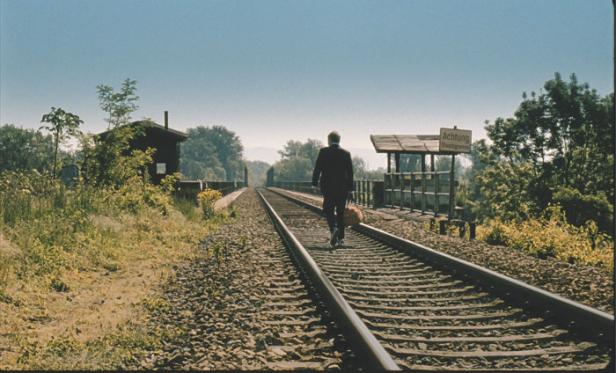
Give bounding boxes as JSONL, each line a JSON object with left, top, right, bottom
{"left": 0, "top": 171, "right": 223, "bottom": 369}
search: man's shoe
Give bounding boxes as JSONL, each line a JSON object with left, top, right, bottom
{"left": 329, "top": 227, "right": 339, "bottom": 248}
{"left": 338, "top": 238, "right": 345, "bottom": 247}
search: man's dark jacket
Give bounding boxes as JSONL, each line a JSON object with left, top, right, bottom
{"left": 312, "top": 144, "right": 354, "bottom": 196}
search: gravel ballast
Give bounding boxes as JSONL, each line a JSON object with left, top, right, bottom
{"left": 141, "top": 189, "right": 348, "bottom": 370}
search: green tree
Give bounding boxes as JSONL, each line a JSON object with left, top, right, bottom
{"left": 40, "top": 107, "right": 83, "bottom": 177}
{"left": 278, "top": 139, "right": 322, "bottom": 167}
{"left": 180, "top": 126, "right": 243, "bottom": 181}
{"left": 97, "top": 79, "right": 139, "bottom": 129}
{"left": 467, "top": 73, "right": 614, "bottom": 233}
{"left": 245, "top": 160, "right": 270, "bottom": 186}
{"left": 274, "top": 139, "right": 323, "bottom": 181}
{"left": 274, "top": 157, "right": 314, "bottom": 181}
{"left": 80, "top": 79, "right": 141, "bottom": 186}
{"left": 0, "top": 125, "right": 55, "bottom": 172}
{"left": 352, "top": 156, "right": 367, "bottom": 179}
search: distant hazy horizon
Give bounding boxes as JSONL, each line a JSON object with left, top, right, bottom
{"left": 244, "top": 145, "right": 388, "bottom": 169}
{"left": 1, "top": 0, "right": 612, "bottom": 157}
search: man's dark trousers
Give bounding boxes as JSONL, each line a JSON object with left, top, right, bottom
{"left": 312, "top": 143, "right": 354, "bottom": 242}
{"left": 323, "top": 192, "right": 347, "bottom": 239}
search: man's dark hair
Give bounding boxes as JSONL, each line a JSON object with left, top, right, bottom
{"left": 328, "top": 131, "right": 341, "bottom": 144}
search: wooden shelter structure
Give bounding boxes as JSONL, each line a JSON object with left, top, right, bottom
{"left": 370, "top": 134, "right": 463, "bottom": 218}
{"left": 98, "top": 111, "right": 188, "bottom": 184}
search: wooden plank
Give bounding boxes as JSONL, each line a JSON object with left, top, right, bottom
{"left": 340, "top": 286, "right": 476, "bottom": 297}
{"left": 388, "top": 344, "right": 594, "bottom": 358}
{"left": 357, "top": 309, "right": 521, "bottom": 321}
{"left": 333, "top": 275, "right": 451, "bottom": 286}
{"left": 344, "top": 293, "right": 489, "bottom": 304}
{"left": 365, "top": 318, "right": 543, "bottom": 331}
{"left": 336, "top": 280, "right": 463, "bottom": 292}
{"left": 349, "top": 300, "right": 504, "bottom": 312}
{"left": 375, "top": 329, "right": 567, "bottom": 343}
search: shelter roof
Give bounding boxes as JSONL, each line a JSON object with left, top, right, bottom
{"left": 98, "top": 120, "right": 188, "bottom": 141}
{"left": 370, "top": 134, "right": 443, "bottom": 154}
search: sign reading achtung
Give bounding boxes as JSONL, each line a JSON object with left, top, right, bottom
{"left": 439, "top": 127, "right": 472, "bottom": 153}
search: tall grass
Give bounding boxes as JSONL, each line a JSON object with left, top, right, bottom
{"left": 0, "top": 170, "right": 215, "bottom": 291}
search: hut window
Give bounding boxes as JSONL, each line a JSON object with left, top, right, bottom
{"left": 156, "top": 163, "right": 166, "bottom": 175}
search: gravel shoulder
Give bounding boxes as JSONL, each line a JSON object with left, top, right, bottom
{"left": 272, "top": 188, "right": 614, "bottom": 315}
{"left": 142, "top": 188, "right": 347, "bottom": 370}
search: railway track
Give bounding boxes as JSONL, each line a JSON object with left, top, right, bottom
{"left": 258, "top": 188, "right": 614, "bottom": 371}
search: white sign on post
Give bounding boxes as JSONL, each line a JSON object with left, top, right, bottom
{"left": 439, "top": 127, "right": 472, "bottom": 153}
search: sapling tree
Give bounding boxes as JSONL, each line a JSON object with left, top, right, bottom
{"left": 40, "top": 107, "right": 83, "bottom": 178}
{"left": 97, "top": 78, "right": 139, "bottom": 129}
{"left": 81, "top": 79, "right": 142, "bottom": 186}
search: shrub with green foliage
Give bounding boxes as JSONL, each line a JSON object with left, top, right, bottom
{"left": 0, "top": 125, "right": 56, "bottom": 173}
{"left": 460, "top": 73, "right": 614, "bottom": 235}
{"left": 552, "top": 186, "right": 613, "bottom": 235}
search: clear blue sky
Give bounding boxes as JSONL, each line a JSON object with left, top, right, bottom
{"left": 0, "top": 0, "right": 612, "bottom": 164}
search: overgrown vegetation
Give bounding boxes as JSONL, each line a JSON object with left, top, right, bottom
{"left": 0, "top": 78, "right": 225, "bottom": 369}
{"left": 477, "top": 205, "right": 613, "bottom": 272}
{"left": 459, "top": 73, "right": 614, "bottom": 270}
{"left": 461, "top": 73, "right": 613, "bottom": 229}
{"left": 0, "top": 78, "right": 224, "bottom": 288}
{"left": 197, "top": 189, "right": 223, "bottom": 219}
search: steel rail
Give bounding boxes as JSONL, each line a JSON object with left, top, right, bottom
{"left": 267, "top": 187, "right": 615, "bottom": 346}
{"left": 257, "top": 189, "right": 401, "bottom": 371}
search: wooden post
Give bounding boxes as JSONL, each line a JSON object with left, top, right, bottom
{"left": 430, "top": 154, "right": 435, "bottom": 215}
{"left": 244, "top": 165, "right": 248, "bottom": 187}
{"left": 395, "top": 153, "right": 401, "bottom": 173}
{"left": 439, "top": 220, "right": 447, "bottom": 235}
{"left": 361, "top": 180, "right": 365, "bottom": 205}
{"left": 470, "top": 222, "right": 476, "bottom": 240}
{"left": 384, "top": 173, "right": 390, "bottom": 206}
{"left": 410, "top": 173, "right": 415, "bottom": 212}
{"left": 435, "top": 171, "right": 440, "bottom": 216}
{"left": 387, "top": 153, "right": 391, "bottom": 173}
{"left": 449, "top": 154, "right": 456, "bottom": 218}
{"left": 459, "top": 222, "right": 466, "bottom": 238}
{"left": 421, "top": 154, "right": 426, "bottom": 213}
{"left": 400, "top": 173, "right": 405, "bottom": 210}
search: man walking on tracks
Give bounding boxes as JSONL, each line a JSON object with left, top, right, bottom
{"left": 312, "top": 131, "right": 354, "bottom": 248}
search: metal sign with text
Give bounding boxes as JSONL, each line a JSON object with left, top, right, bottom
{"left": 439, "top": 127, "right": 472, "bottom": 153}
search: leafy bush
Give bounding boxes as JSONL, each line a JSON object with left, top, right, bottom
{"left": 478, "top": 205, "right": 613, "bottom": 272}
{"left": 553, "top": 186, "right": 613, "bottom": 235}
{"left": 197, "top": 189, "right": 222, "bottom": 219}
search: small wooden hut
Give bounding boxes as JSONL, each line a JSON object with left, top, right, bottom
{"left": 98, "top": 111, "right": 188, "bottom": 184}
